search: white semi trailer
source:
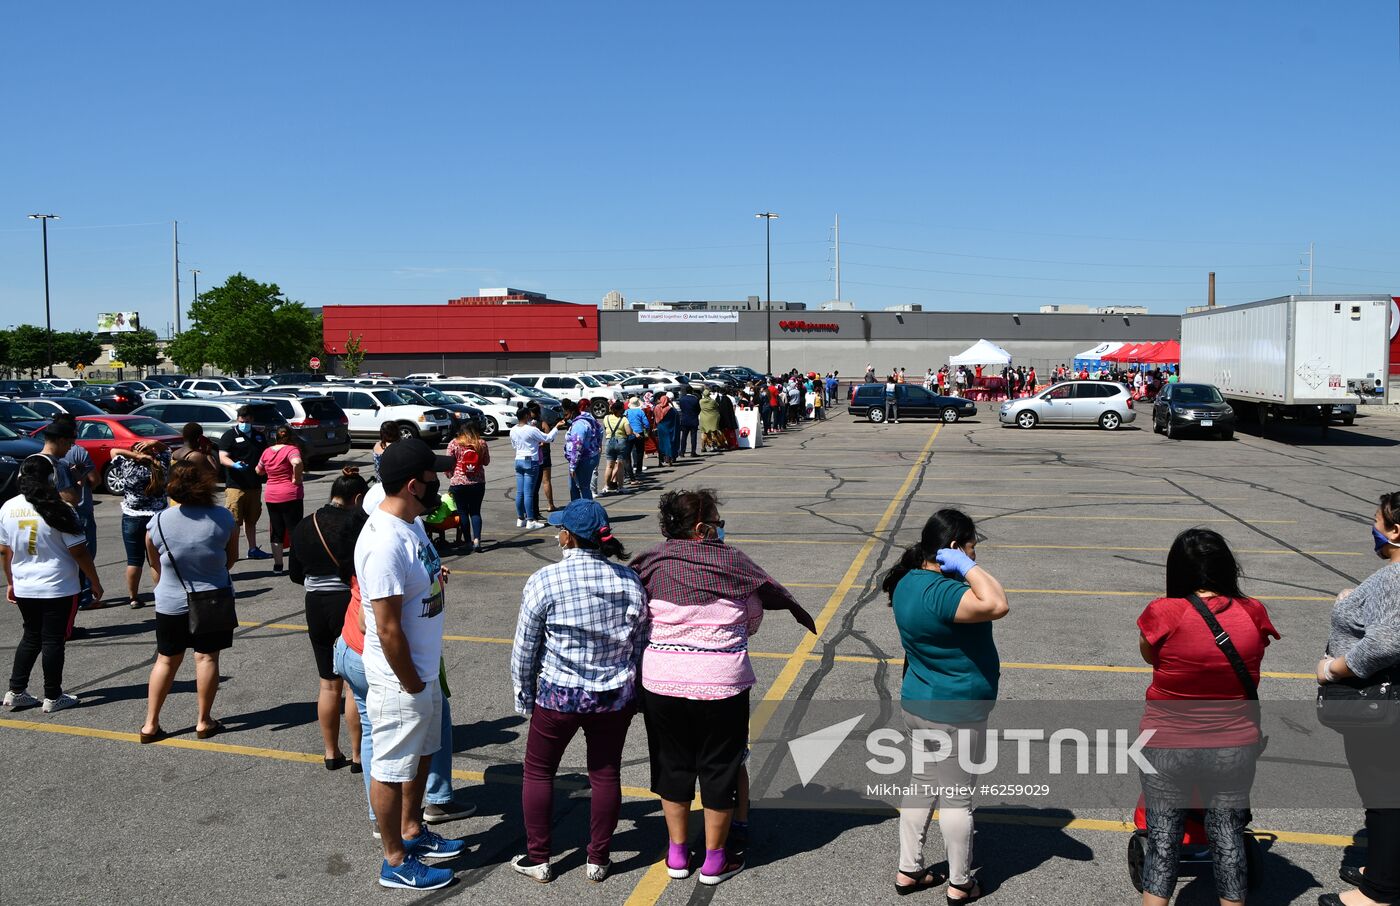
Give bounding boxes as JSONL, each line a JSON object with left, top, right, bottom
{"left": 1180, "top": 294, "right": 1391, "bottom": 430}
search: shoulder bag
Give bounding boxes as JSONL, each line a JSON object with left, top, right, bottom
{"left": 1317, "top": 648, "right": 1399, "bottom": 731}
{"left": 156, "top": 511, "right": 238, "bottom": 634}
{"left": 1186, "top": 593, "right": 1267, "bottom": 752}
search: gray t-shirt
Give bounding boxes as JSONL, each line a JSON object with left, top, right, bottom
{"left": 149, "top": 505, "right": 236, "bottom": 615}
{"left": 1329, "top": 562, "right": 1400, "bottom": 679}
{"left": 60, "top": 446, "right": 94, "bottom": 516}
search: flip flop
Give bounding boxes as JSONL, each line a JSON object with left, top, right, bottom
{"left": 196, "top": 720, "right": 226, "bottom": 740}
{"left": 139, "top": 726, "right": 166, "bottom": 745}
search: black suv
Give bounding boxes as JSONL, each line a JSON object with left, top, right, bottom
{"left": 1152, "top": 382, "right": 1236, "bottom": 440}
{"left": 848, "top": 383, "right": 978, "bottom": 424}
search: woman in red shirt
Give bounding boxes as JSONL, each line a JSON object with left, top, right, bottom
{"left": 1136, "top": 529, "right": 1278, "bottom": 906}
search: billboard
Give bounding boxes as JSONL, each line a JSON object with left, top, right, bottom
{"left": 97, "top": 311, "right": 140, "bottom": 333}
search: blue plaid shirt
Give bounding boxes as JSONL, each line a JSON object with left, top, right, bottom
{"left": 511, "top": 547, "right": 649, "bottom": 715}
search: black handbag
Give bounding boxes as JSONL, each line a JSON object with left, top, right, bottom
{"left": 1186, "top": 593, "right": 1267, "bottom": 753}
{"left": 155, "top": 512, "right": 238, "bottom": 634}
{"left": 1317, "top": 668, "right": 1399, "bottom": 731}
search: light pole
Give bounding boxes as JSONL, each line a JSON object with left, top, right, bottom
{"left": 755, "top": 212, "right": 779, "bottom": 376}
{"left": 190, "top": 268, "right": 201, "bottom": 326}
{"left": 28, "top": 214, "right": 59, "bottom": 376}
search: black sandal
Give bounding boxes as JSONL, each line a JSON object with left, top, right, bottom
{"left": 947, "top": 880, "right": 982, "bottom": 903}
{"left": 895, "top": 867, "right": 947, "bottom": 896}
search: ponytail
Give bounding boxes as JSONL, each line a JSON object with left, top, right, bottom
{"left": 881, "top": 544, "right": 927, "bottom": 602}
{"left": 18, "top": 456, "right": 83, "bottom": 536}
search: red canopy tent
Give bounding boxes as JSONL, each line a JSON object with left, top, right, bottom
{"left": 1102, "top": 342, "right": 1149, "bottom": 362}
{"left": 1149, "top": 339, "right": 1180, "bottom": 363}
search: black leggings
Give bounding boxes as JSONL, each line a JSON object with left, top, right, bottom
{"left": 267, "top": 500, "right": 304, "bottom": 548}
{"left": 9, "top": 596, "right": 72, "bottom": 700}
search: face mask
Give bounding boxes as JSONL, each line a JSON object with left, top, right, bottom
{"left": 1373, "top": 527, "right": 1398, "bottom": 556}
{"left": 415, "top": 478, "right": 441, "bottom": 513}
{"left": 716, "top": 525, "right": 725, "bottom": 542}
{"left": 238, "top": 422, "right": 253, "bottom": 435}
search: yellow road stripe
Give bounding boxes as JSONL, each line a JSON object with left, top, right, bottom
{"left": 996, "top": 544, "right": 1362, "bottom": 556}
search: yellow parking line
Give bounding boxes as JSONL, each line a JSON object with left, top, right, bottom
{"left": 997, "top": 544, "right": 1362, "bottom": 556}
{"left": 742, "top": 650, "right": 1314, "bottom": 679}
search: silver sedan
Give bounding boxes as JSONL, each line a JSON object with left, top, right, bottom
{"left": 998, "top": 381, "right": 1138, "bottom": 430}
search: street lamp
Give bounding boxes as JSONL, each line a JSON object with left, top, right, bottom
{"left": 28, "top": 214, "right": 59, "bottom": 376}
{"left": 755, "top": 212, "right": 779, "bottom": 376}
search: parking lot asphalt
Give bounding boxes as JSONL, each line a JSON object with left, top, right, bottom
{"left": 0, "top": 405, "right": 1393, "bottom": 905}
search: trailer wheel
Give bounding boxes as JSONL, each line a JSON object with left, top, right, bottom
{"left": 1127, "top": 831, "right": 1147, "bottom": 893}
{"left": 1342, "top": 416, "right": 1354, "bottom": 426}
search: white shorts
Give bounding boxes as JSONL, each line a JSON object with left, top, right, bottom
{"left": 366, "top": 680, "right": 442, "bottom": 783}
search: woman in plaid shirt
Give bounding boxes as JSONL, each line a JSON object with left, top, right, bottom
{"left": 509, "top": 499, "right": 648, "bottom": 884}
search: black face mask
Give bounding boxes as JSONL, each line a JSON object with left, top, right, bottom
{"left": 415, "top": 478, "right": 442, "bottom": 514}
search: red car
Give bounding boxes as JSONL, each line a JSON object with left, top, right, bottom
{"left": 74, "top": 414, "right": 182, "bottom": 494}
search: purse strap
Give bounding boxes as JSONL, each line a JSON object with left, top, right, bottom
{"left": 154, "top": 511, "right": 193, "bottom": 595}
{"left": 1186, "top": 592, "right": 1258, "bottom": 700}
{"left": 312, "top": 511, "right": 338, "bottom": 569}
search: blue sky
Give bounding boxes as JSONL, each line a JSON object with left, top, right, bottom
{"left": 2, "top": 1, "right": 1398, "bottom": 332}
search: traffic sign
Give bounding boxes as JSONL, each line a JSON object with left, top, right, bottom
{"left": 309, "top": 356, "right": 322, "bottom": 371}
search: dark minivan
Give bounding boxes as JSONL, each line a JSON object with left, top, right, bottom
{"left": 848, "top": 383, "right": 978, "bottom": 424}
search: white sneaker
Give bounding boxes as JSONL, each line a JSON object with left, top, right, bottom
{"left": 525, "top": 520, "right": 547, "bottom": 530}
{"left": 516, "top": 518, "right": 526, "bottom": 528}
{"left": 41, "top": 693, "right": 78, "bottom": 713}
{"left": 3, "top": 690, "right": 39, "bottom": 710}
{"left": 586, "top": 861, "right": 611, "bottom": 883}
{"left": 510, "top": 855, "right": 553, "bottom": 883}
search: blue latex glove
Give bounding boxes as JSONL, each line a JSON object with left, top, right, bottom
{"left": 231, "top": 461, "right": 248, "bottom": 470}
{"left": 935, "top": 547, "right": 977, "bottom": 579}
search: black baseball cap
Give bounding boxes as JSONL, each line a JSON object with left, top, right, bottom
{"left": 377, "top": 438, "right": 453, "bottom": 488}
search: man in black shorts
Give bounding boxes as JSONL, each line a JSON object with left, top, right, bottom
{"left": 218, "top": 406, "right": 271, "bottom": 560}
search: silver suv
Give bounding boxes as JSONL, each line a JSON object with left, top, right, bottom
{"left": 132, "top": 398, "right": 288, "bottom": 442}
{"left": 998, "top": 381, "right": 1137, "bottom": 430}
{"left": 229, "top": 393, "right": 352, "bottom": 464}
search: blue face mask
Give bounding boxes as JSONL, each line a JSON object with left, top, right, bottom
{"left": 1373, "top": 527, "right": 1398, "bottom": 555}
{"left": 716, "top": 525, "right": 725, "bottom": 542}
{"left": 238, "top": 422, "right": 253, "bottom": 435}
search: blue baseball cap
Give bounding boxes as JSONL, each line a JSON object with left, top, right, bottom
{"left": 547, "top": 499, "right": 613, "bottom": 544}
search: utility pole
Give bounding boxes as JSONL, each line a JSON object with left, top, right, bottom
{"left": 28, "top": 214, "right": 59, "bottom": 376}
{"left": 833, "top": 214, "right": 841, "bottom": 303}
{"left": 1298, "top": 242, "right": 1314, "bottom": 295}
{"left": 173, "top": 221, "right": 181, "bottom": 334}
{"left": 191, "top": 268, "right": 201, "bottom": 320}
{"left": 755, "top": 212, "right": 779, "bottom": 376}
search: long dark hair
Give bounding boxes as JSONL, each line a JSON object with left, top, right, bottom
{"left": 331, "top": 467, "right": 370, "bottom": 503}
{"left": 18, "top": 455, "right": 83, "bottom": 536}
{"left": 1380, "top": 491, "right": 1400, "bottom": 530}
{"left": 570, "top": 532, "right": 629, "bottom": 561}
{"left": 658, "top": 488, "right": 720, "bottom": 540}
{"left": 882, "top": 508, "right": 977, "bottom": 601}
{"left": 1165, "top": 528, "right": 1243, "bottom": 599}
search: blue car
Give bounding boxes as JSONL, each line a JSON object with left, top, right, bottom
{"left": 0, "top": 423, "right": 44, "bottom": 503}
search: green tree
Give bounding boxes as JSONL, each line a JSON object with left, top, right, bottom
{"left": 52, "top": 330, "right": 104, "bottom": 372}
{"left": 0, "top": 330, "right": 11, "bottom": 377}
{"left": 8, "top": 325, "right": 51, "bottom": 375}
{"left": 112, "top": 328, "right": 163, "bottom": 371}
{"left": 181, "top": 273, "right": 321, "bottom": 374}
{"left": 164, "top": 330, "right": 208, "bottom": 374}
{"left": 341, "top": 332, "right": 366, "bottom": 377}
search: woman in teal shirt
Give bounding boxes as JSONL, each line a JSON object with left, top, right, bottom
{"left": 882, "top": 509, "right": 1009, "bottom": 902}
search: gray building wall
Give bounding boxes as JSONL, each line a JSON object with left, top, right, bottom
{"left": 585, "top": 310, "right": 1180, "bottom": 376}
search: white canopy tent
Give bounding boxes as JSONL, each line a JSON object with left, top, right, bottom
{"left": 948, "top": 338, "right": 1013, "bottom": 366}
{"left": 1073, "top": 341, "right": 1124, "bottom": 361}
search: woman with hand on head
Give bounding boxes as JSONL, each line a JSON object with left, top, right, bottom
{"left": 1, "top": 455, "right": 104, "bottom": 713}
{"left": 882, "top": 509, "right": 1008, "bottom": 902}
{"left": 445, "top": 422, "right": 490, "bottom": 551}
{"left": 256, "top": 425, "right": 304, "bottom": 574}
{"left": 106, "top": 439, "right": 171, "bottom": 610}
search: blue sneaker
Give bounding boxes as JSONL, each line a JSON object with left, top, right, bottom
{"left": 246, "top": 547, "right": 272, "bottom": 560}
{"left": 378, "top": 855, "right": 453, "bottom": 890}
{"left": 404, "top": 827, "right": 468, "bottom": 861}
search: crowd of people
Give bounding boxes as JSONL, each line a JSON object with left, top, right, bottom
{"left": 0, "top": 406, "right": 1396, "bottom": 903}
{"left": 862, "top": 361, "right": 1179, "bottom": 403}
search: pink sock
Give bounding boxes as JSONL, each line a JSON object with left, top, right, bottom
{"left": 667, "top": 842, "right": 688, "bottom": 869}
{"left": 702, "top": 848, "right": 726, "bottom": 875}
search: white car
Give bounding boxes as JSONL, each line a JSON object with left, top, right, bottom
{"left": 405, "top": 372, "right": 444, "bottom": 383}
{"left": 42, "top": 378, "right": 86, "bottom": 391}
{"left": 430, "top": 378, "right": 565, "bottom": 423}
{"left": 998, "top": 381, "right": 1137, "bottom": 430}
{"left": 441, "top": 390, "right": 518, "bottom": 436}
{"left": 508, "top": 373, "right": 613, "bottom": 416}
{"left": 323, "top": 386, "right": 453, "bottom": 444}
{"left": 614, "top": 373, "right": 685, "bottom": 400}
{"left": 179, "top": 377, "right": 248, "bottom": 397}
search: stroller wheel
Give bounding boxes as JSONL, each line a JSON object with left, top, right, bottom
{"left": 1127, "top": 831, "right": 1147, "bottom": 894}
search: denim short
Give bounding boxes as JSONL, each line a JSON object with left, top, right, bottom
{"left": 121, "top": 513, "right": 153, "bottom": 567}
{"left": 605, "top": 438, "right": 628, "bottom": 462}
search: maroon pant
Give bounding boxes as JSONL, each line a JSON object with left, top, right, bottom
{"left": 522, "top": 704, "right": 634, "bottom": 864}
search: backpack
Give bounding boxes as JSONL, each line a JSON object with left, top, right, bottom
{"left": 453, "top": 443, "right": 480, "bottom": 478}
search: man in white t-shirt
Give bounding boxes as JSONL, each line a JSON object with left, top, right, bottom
{"left": 353, "top": 439, "right": 464, "bottom": 891}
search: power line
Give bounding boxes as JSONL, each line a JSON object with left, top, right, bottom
{"left": 842, "top": 258, "right": 1291, "bottom": 286}
{"left": 843, "top": 241, "right": 1292, "bottom": 270}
